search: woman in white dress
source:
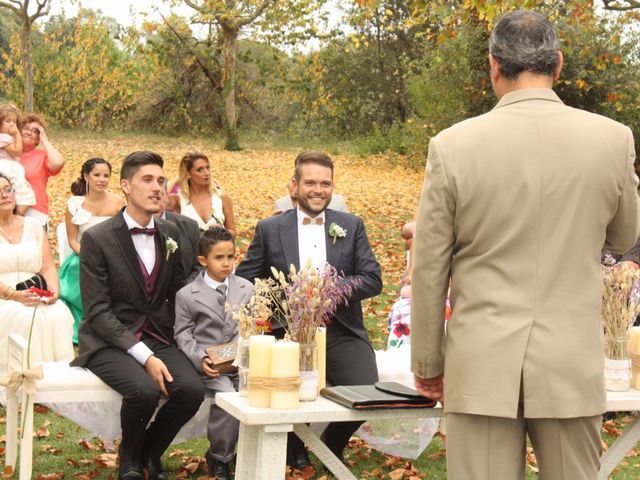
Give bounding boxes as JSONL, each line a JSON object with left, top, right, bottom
{"left": 168, "top": 151, "right": 236, "bottom": 236}
{"left": 0, "top": 173, "right": 74, "bottom": 375}
{"left": 58, "top": 158, "right": 125, "bottom": 343}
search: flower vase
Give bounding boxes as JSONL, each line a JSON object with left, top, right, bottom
{"left": 299, "top": 342, "right": 318, "bottom": 401}
{"left": 604, "top": 334, "right": 631, "bottom": 392}
{"left": 237, "top": 338, "right": 250, "bottom": 397}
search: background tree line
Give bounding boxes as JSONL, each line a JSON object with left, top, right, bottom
{"left": 0, "top": 0, "right": 639, "bottom": 160}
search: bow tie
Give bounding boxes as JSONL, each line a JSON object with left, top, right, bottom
{"left": 130, "top": 227, "right": 157, "bottom": 236}
{"left": 302, "top": 216, "right": 323, "bottom": 225}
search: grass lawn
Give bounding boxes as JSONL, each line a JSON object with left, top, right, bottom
{"left": 1, "top": 131, "right": 639, "bottom": 478}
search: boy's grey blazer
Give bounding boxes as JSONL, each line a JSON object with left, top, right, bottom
{"left": 174, "top": 272, "right": 253, "bottom": 388}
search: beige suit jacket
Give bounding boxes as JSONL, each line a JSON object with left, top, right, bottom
{"left": 411, "top": 88, "right": 639, "bottom": 419}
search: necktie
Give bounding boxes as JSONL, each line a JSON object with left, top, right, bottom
{"left": 130, "top": 227, "right": 158, "bottom": 236}
{"left": 302, "top": 216, "right": 323, "bottom": 225}
{"left": 216, "top": 284, "right": 227, "bottom": 304}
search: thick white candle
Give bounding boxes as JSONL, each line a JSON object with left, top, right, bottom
{"left": 629, "top": 327, "right": 640, "bottom": 354}
{"left": 270, "top": 341, "right": 300, "bottom": 409}
{"left": 316, "top": 327, "right": 327, "bottom": 392}
{"left": 248, "top": 335, "right": 275, "bottom": 407}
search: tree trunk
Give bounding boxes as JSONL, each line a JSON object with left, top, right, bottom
{"left": 221, "top": 24, "right": 240, "bottom": 151}
{"left": 21, "top": 21, "right": 34, "bottom": 112}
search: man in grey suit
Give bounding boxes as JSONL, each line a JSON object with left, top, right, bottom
{"left": 411, "top": 10, "right": 639, "bottom": 479}
{"left": 274, "top": 176, "right": 348, "bottom": 213}
{"left": 236, "top": 150, "right": 381, "bottom": 474}
{"left": 71, "top": 152, "right": 205, "bottom": 480}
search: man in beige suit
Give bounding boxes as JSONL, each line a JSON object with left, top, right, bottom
{"left": 411, "top": 10, "right": 639, "bottom": 480}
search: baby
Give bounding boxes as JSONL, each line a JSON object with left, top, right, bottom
{"left": 0, "top": 105, "right": 36, "bottom": 214}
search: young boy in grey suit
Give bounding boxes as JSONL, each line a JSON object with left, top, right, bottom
{"left": 174, "top": 227, "right": 253, "bottom": 480}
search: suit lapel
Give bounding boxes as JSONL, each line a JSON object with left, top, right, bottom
{"left": 112, "top": 214, "right": 147, "bottom": 297}
{"left": 278, "top": 210, "right": 300, "bottom": 271}
{"left": 192, "top": 273, "right": 225, "bottom": 317}
{"left": 325, "top": 210, "right": 343, "bottom": 268}
{"left": 152, "top": 219, "right": 171, "bottom": 301}
{"left": 227, "top": 274, "right": 249, "bottom": 305}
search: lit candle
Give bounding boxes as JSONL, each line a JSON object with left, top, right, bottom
{"left": 249, "top": 335, "right": 275, "bottom": 407}
{"left": 270, "top": 341, "right": 300, "bottom": 409}
{"left": 316, "top": 327, "right": 327, "bottom": 392}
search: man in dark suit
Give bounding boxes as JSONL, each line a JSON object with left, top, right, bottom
{"left": 236, "top": 150, "right": 382, "bottom": 473}
{"left": 71, "top": 151, "right": 205, "bottom": 480}
{"left": 155, "top": 185, "right": 202, "bottom": 282}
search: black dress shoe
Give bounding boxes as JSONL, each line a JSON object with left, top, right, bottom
{"left": 118, "top": 448, "right": 143, "bottom": 480}
{"left": 287, "top": 447, "right": 312, "bottom": 470}
{"left": 118, "top": 469, "right": 144, "bottom": 480}
{"left": 207, "top": 456, "right": 232, "bottom": 480}
{"left": 144, "top": 457, "right": 168, "bottom": 480}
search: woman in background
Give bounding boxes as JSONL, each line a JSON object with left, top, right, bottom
{"left": 168, "top": 151, "right": 236, "bottom": 236}
{"left": 59, "top": 158, "right": 124, "bottom": 343}
{"left": 0, "top": 173, "right": 73, "bottom": 375}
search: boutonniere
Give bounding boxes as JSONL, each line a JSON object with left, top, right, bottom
{"left": 328, "top": 222, "right": 347, "bottom": 245}
{"left": 165, "top": 236, "right": 178, "bottom": 260}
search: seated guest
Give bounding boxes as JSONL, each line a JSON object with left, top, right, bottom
{"left": 59, "top": 158, "right": 124, "bottom": 344}
{"left": 274, "top": 175, "right": 348, "bottom": 214}
{"left": 0, "top": 173, "right": 74, "bottom": 376}
{"left": 167, "top": 152, "right": 236, "bottom": 236}
{"left": 154, "top": 184, "right": 201, "bottom": 282}
{"left": 71, "top": 151, "right": 204, "bottom": 480}
{"left": 19, "top": 114, "right": 65, "bottom": 229}
{"left": 175, "top": 227, "right": 253, "bottom": 480}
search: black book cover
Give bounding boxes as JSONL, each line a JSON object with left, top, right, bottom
{"left": 320, "top": 382, "right": 437, "bottom": 410}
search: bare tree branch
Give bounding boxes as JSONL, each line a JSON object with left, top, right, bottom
{"left": 603, "top": 0, "right": 640, "bottom": 10}
{"left": 0, "top": 1, "right": 21, "bottom": 15}
{"left": 155, "top": 7, "right": 222, "bottom": 93}
{"left": 28, "top": 0, "right": 50, "bottom": 23}
{"left": 237, "top": 0, "right": 276, "bottom": 27}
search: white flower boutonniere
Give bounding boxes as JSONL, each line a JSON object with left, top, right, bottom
{"left": 329, "top": 222, "right": 347, "bottom": 245}
{"left": 165, "top": 237, "right": 178, "bottom": 260}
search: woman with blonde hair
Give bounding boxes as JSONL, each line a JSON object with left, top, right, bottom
{"left": 168, "top": 151, "right": 236, "bottom": 236}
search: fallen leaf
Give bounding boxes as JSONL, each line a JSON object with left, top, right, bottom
{"left": 78, "top": 440, "right": 99, "bottom": 451}
{"left": 35, "top": 474, "right": 64, "bottom": 480}
{"left": 35, "top": 427, "right": 50, "bottom": 438}
{"left": 94, "top": 453, "right": 118, "bottom": 469}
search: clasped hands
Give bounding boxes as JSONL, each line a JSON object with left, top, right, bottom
{"left": 414, "top": 373, "right": 444, "bottom": 404}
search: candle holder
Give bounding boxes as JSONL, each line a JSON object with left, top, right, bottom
{"left": 237, "top": 337, "right": 250, "bottom": 397}
{"left": 605, "top": 334, "right": 631, "bottom": 392}
{"left": 299, "top": 342, "right": 318, "bottom": 401}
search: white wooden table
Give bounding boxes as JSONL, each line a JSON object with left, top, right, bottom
{"left": 217, "top": 390, "right": 640, "bottom": 480}
{"left": 216, "top": 392, "right": 442, "bottom": 480}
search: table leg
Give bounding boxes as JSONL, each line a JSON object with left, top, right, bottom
{"left": 598, "top": 415, "right": 640, "bottom": 480}
{"left": 294, "top": 424, "right": 357, "bottom": 480}
{"left": 235, "top": 423, "right": 292, "bottom": 480}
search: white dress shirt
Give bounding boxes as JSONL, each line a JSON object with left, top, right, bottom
{"left": 297, "top": 208, "right": 327, "bottom": 271}
{"left": 123, "top": 209, "right": 157, "bottom": 365}
{"left": 203, "top": 271, "right": 229, "bottom": 291}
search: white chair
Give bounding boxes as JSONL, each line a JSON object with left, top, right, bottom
{"left": 56, "top": 223, "right": 73, "bottom": 263}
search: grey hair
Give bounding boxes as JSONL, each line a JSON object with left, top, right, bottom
{"left": 489, "top": 10, "right": 559, "bottom": 81}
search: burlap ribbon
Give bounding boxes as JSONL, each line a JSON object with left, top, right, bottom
{"left": 248, "top": 375, "right": 301, "bottom": 392}
{"left": 0, "top": 365, "right": 44, "bottom": 396}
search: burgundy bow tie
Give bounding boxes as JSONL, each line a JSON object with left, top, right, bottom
{"left": 302, "top": 216, "right": 323, "bottom": 225}
{"left": 130, "top": 227, "right": 157, "bottom": 236}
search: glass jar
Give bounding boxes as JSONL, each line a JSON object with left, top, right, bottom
{"left": 604, "top": 334, "right": 631, "bottom": 392}
{"left": 299, "top": 342, "right": 318, "bottom": 401}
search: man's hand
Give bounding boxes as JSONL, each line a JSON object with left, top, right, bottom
{"left": 202, "top": 357, "right": 221, "bottom": 378}
{"left": 414, "top": 373, "right": 444, "bottom": 404}
{"left": 145, "top": 355, "right": 173, "bottom": 396}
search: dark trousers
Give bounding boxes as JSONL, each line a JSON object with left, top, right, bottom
{"left": 87, "top": 336, "right": 205, "bottom": 465}
{"left": 275, "top": 324, "right": 379, "bottom": 460}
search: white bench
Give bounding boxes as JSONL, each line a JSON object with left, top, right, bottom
{"left": 3, "top": 334, "right": 212, "bottom": 480}
{"left": 216, "top": 389, "right": 640, "bottom": 480}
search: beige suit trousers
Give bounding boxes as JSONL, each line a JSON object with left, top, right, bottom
{"left": 445, "top": 406, "right": 602, "bottom": 480}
